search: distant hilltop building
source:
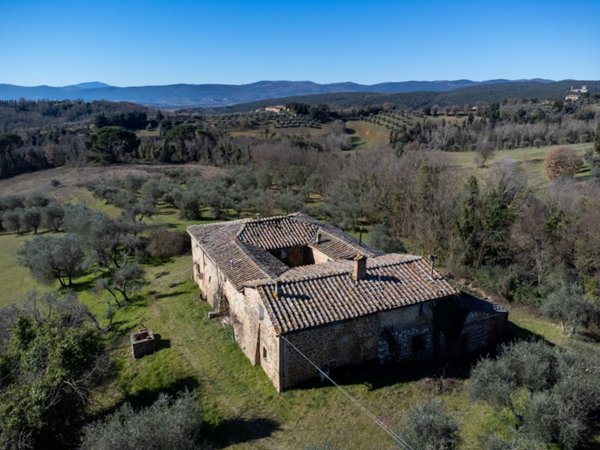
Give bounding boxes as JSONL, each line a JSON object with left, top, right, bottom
{"left": 565, "top": 85, "right": 588, "bottom": 102}
{"left": 570, "top": 85, "right": 588, "bottom": 94}
{"left": 187, "top": 213, "right": 507, "bottom": 392}
{"left": 263, "top": 105, "right": 287, "bottom": 114}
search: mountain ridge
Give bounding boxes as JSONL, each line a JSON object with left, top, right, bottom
{"left": 0, "top": 78, "right": 578, "bottom": 108}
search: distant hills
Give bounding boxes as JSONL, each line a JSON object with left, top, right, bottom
{"left": 0, "top": 78, "right": 581, "bottom": 109}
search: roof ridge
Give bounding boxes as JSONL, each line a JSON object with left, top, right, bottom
{"left": 369, "top": 254, "right": 422, "bottom": 267}
{"left": 253, "top": 254, "right": 425, "bottom": 286}
{"left": 232, "top": 239, "right": 279, "bottom": 280}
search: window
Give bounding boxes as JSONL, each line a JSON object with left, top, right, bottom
{"left": 281, "top": 248, "right": 289, "bottom": 259}
{"left": 262, "top": 347, "right": 268, "bottom": 359}
{"left": 412, "top": 335, "right": 425, "bottom": 353}
{"left": 418, "top": 303, "right": 425, "bottom": 316}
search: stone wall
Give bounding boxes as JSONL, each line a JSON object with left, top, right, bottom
{"left": 191, "top": 238, "right": 223, "bottom": 309}
{"left": 309, "top": 245, "right": 332, "bottom": 264}
{"left": 279, "top": 299, "right": 507, "bottom": 390}
{"left": 191, "top": 237, "right": 265, "bottom": 369}
{"left": 280, "top": 304, "right": 431, "bottom": 390}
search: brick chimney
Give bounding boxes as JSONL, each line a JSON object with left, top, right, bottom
{"left": 352, "top": 254, "right": 367, "bottom": 281}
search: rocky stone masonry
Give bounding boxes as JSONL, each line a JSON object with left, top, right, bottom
{"left": 131, "top": 328, "right": 156, "bottom": 359}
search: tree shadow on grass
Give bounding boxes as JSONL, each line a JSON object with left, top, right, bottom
{"left": 145, "top": 255, "right": 175, "bottom": 267}
{"left": 90, "top": 374, "right": 279, "bottom": 447}
{"left": 61, "top": 278, "right": 97, "bottom": 293}
{"left": 123, "top": 376, "right": 201, "bottom": 410}
{"left": 206, "top": 417, "right": 281, "bottom": 447}
{"left": 154, "top": 289, "right": 191, "bottom": 300}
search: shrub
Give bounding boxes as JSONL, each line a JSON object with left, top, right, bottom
{"left": 0, "top": 292, "right": 103, "bottom": 450}
{"left": 146, "top": 229, "right": 191, "bottom": 258}
{"left": 543, "top": 146, "right": 583, "bottom": 180}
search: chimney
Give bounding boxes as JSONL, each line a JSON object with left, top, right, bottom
{"left": 315, "top": 231, "right": 322, "bottom": 244}
{"left": 429, "top": 254, "right": 437, "bottom": 278}
{"left": 273, "top": 280, "right": 283, "bottom": 299}
{"left": 352, "top": 254, "right": 367, "bottom": 281}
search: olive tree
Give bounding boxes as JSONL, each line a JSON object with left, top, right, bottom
{"left": 541, "top": 280, "right": 597, "bottom": 335}
{"left": 19, "top": 233, "right": 86, "bottom": 287}
{"left": 398, "top": 399, "right": 461, "bottom": 450}
{"left": 95, "top": 262, "right": 145, "bottom": 307}
{"left": 80, "top": 391, "right": 203, "bottom": 450}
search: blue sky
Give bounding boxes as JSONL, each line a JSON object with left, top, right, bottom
{"left": 1, "top": 0, "right": 598, "bottom": 86}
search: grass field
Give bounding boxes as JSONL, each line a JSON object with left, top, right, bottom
{"left": 346, "top": 120, "right": 390, "bottom": 148}
{"left": 347, "top": 119, "right": 593, "bottom": 190}
{"left": 1, "top": 165, "right": 598, "bottom": 448}
{"left": 446, "top": 143, "right": 591, "bottom": 191}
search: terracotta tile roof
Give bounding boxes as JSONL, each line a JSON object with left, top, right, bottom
{"left": 187, "top": 213, "right": 381, "bottom": 290}
{"left": 188, "top": 220, "right": 289, "bottom": 290}
{"left": 254, "top": 254, "right": 460, "bottom": 335}
{"left": 237, "top": 215, "right": 317, "bottom": 250}
{"left": 236, "top": 213, "right": 381, "bottom": 259}
{"left": 296, "top": 214, "right": 383, "bottom": 259}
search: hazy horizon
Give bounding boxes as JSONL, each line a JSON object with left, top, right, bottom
{"left": 1, "top": 77, "right": 581, "bottom": 89}
{"left": 2, "top": 0, "right": 599, "bottom": 86}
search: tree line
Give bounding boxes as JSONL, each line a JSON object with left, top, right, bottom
{"left": 389, "top": 102, "right": 598, "bottom": 152}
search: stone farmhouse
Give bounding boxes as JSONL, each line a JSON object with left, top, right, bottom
{"left": 187, "top": 213, "right": 507, "bottom": 392}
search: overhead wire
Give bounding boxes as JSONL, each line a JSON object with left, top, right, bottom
{"left": 280, "top": 335, "right": 414, "bottom": 450}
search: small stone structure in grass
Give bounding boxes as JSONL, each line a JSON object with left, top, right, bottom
{"left": 131, "top": 328, "right": 156, "bottom": 359}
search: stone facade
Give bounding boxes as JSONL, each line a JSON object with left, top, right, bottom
{"left": 131, "top": 328, "right": 156, "bottom": 359}
{"left": 188, "top": 215, "right": 508, "bottom": 392}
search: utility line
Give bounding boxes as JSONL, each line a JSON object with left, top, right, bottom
{"left": 280, "top": 335, "right": 414, "bottom": 450}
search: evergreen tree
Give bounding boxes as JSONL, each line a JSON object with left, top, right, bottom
{"left": 454, "top": 176, "right": 482, "bottom": 266}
